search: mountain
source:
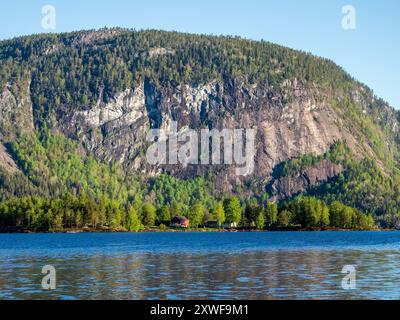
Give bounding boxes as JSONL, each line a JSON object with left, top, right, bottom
{"left": 0, "top": 28, "right": 399, "bottom": 227}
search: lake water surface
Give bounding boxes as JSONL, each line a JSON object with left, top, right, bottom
{"left": 0, "top": 232, "right": 399, "bottom": 300}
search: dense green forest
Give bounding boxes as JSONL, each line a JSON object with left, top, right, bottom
{"left": 0, "top": 194, "right": 375, "bottom": 232}
{"left": 270, "top": 142, "right": 400, "bottom": 227}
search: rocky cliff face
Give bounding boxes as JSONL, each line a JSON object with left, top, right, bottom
{"left": 0, "top": 143, "right": 18, "bottom": 173}
{"left": 0, "top": 85, "right": 33, "bottom": 173}
{"left": 65, "top": 86, "right": 150, "bottom": 167}
{"left": 0, "top": 74, "right": 393, "bottom": 197}
{"left": 0, "top": 84, "right": 34, "bottom": 141}
{"left": 37, "top": 77, "right": 378, "bottom": 195}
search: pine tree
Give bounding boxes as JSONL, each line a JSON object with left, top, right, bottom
{"left": 224, "top": 197, "right": 242, "bottom": 224}
{"left": 265, "top": 202, "right": 278, "bottom": 226}
{"left": 142, "top": 203, "right": 156, "bottom": 227}
{"left": 255, "top": 210, "right": 265, "bottom": 230}
{"left": 126, "top": 206, "right": 143, "bottom": 231}
{"left": 189, "top": 202, "right": 204, "bottom": 228}
{"left": 214, "top": 202, "right": 225, "bottom": 227}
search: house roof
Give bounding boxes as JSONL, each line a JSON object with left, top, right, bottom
{"left": 171, "top": 216, "right": 189, "bottom": 222}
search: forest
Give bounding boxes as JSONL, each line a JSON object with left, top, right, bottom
{"left": 0, "top": 194, "right": 375, "bottom": 232}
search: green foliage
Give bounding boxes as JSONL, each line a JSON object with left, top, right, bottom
{"left": 0, "top": 193, "right": 376, "bottom": 231}
{"left": 126, "top": 206, "right": 143, "bottom": 231}
{"left": 331, "top": 97, "right": 400, "bottom": 170}
{"left": 310, "top": 158, "right": 400, "bottom": 217}
{"left": 272, "top": 140, "right": 400, "bottom": 220}
{"left": 7, "top": 132, "right": 143, "bottom": 203}
{"left": 279, "top": 196, "right": 375, "bottom": 230}
{"left": 291, "top": 197, "right": 330, "bottom": 228}
{"left": 0, "top": 167, "right": 36, "bottom": 201}
{"left": 148, "top": 174, "right": 215, "bottom": 215}
{"left": 213, "top": 202, "right": 225, "bottom": 227}
{"left": 265, "top": 202, "right": 278, "bottom": 226}
{"left": 156, "top": 206, "right": 171, "bottom": 225}
{"left": 0, "top": 194, "right": 116, "bottom": 231}
{"left": 278, "top": 210, "right": 292, "bottom": 227}
{"left": 169, "top": 202, "right": 184, "bottom": 218}
{"left": 188, "top": 202, "right": 205, "bottom": 228}
{"left": 244, "top": 198, "right": 258, "bottom": 227}
{"left": 255, "top": 210, "right": 266, "bottom": 230}
{"left": 142, "top": 203, "right": 156, "bottom": 227}
{"left": 275, "top": 154, "right": 323, "bottom": 178}
{"left": 223, "top": 197, "right": 242, "bottom": 224}
{"left": 274, "top": 141, "right": 350, "bottom": 178}
{"left": 328, "top": 201, "right": 375, "bottom": 230}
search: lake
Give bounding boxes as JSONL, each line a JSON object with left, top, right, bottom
{"left": 0, "top": 231, "right": 399, "bottom": 300}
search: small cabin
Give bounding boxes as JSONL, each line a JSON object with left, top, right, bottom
{"left": 223, "top": 222, "right": 238, "bottom": 229}
{"left": 170, "top": 216, "right": 190, "bottom": 228}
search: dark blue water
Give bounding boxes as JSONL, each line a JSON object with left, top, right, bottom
{"left": 0, "top": 232, "right": 399, "bottom": 300}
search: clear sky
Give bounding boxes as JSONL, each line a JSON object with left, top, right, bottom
{"left": 0, "top": 0, "right": 399, "bottom": 107}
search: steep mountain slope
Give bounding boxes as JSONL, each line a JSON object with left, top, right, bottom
{"left": 0, "top": 28, "right": 399, "bottom": 221}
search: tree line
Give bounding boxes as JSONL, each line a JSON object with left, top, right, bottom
{"left": 0, "top": 194, "right": 376, "bottom": 232}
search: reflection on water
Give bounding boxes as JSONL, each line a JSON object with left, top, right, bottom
{"left": 0, "top": 232, "right": 400, "bottom": 300}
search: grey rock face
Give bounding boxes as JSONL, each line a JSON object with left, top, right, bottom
{"left": 0, "top": 85, "right": 34, "bottom": 172}
{"left": 1, "top": 74, "right": 396, "bottom": 197}
{"left": 66, "top": 85, "right": 150, "bottom": 167}
{"left": 0, "top": 85, "right": 34, "bottom": 141}
{"left": 0, "top": 143, "right": 18, "bottom": 173}
{"left": 58, "top": 79, "right": 364, "bottom": 192}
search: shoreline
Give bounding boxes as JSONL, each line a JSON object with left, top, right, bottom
{"left": 0, "top": 226, "right": 388, "bottom": 234}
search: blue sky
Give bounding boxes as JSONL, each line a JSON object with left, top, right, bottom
{"left": 0, "top": 0, "right": 399, "bottom": 107}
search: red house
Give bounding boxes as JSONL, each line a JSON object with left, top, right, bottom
{"left": 170, "top": 216, "right": 190, "bottom": 228}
